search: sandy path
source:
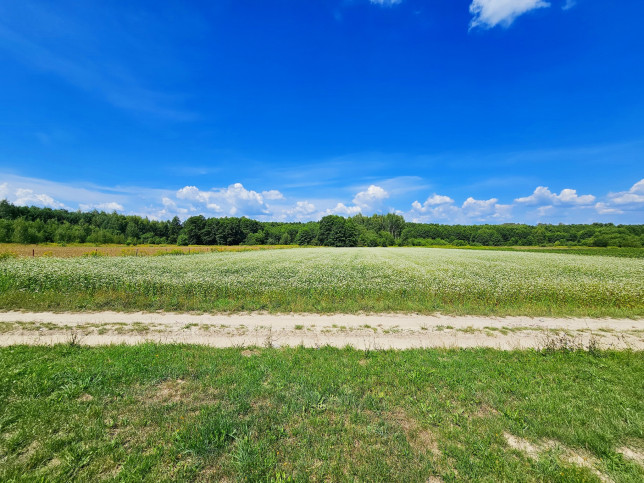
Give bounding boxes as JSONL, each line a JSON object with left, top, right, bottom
{"left": 0, "top": 311, "right": 642, "bottom": 350}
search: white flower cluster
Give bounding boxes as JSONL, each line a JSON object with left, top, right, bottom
{"left": 1, "top": 248, "right": 642, "bottom": 308}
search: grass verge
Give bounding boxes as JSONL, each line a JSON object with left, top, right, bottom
{"left": 0, "top": 288, "right": 642, "bottom": 318}
{"left": 1, "top": 345, "right": 642, "bottom": 481}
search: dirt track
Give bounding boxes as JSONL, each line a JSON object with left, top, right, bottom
{"left": 1, "top": 311, "right": 642, "bottom": 350}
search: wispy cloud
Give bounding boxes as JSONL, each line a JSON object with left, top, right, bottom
{"left": 13, "top": 188, "right": 67, "bottom": 210}
{"left": 469, "top": 0, "right": 550, "bottom": 29}
{"left": 0, "top": 2, "right": 196, "bottom": 120}
{"left": 608, "top": 179, "right": 644, "bottom": 205}
{"left": 562, "top": 0, "right": 577, "bottom": 11}
{"left": 369, "top": 0, "right": 403, "bottom": 6}
{"left": 593, "top": 179, "right": 644, "bottom": 216}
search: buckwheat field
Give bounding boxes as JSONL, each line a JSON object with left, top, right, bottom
{"left": 2, "top": 247, "right": 642, "bottom": 316}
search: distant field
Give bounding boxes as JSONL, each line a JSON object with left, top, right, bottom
{"left": 0, "top": 243, "right": 295, "bottom": 258}
{"left": 1, "top": 243, "right": 642, "bottom": 258}
{"left": 1, "top": 345, "right": 642, "bottom": 481}
{"left": 1, "top": 247, "right": 642, "bottom": 317}
{"left": 457, "top": 246, "right": 644, "bottom": 259}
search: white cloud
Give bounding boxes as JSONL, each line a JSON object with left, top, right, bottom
{"left": 409, "top": 193, "right": 511, "bottom": 222}
{"left": 318, "top": 185, "right": 389, "bottom": 217}
{"left": 556, "top": 189, "right": 595, "bottom": 204}
{"left": 594, "top": 202, "right": 623, "bottom": 215}
{"left": 352, "top": 185, "right": 389, "bottom": 209}
{"left": 469, "top": 0, "right": 550, "bottom": 29}
{"left": 370, "top": 0, "right": 402, "bottom": 6}
{"left": 290, "top": 201, "right": 316, "bottom": 215}
{"left": 326, "top": 203, "right": 362, "bottom": 216}
{"left": 515, "top": 186, "right": 595, "bottom": 206}
{"left": 562, "top": 0, "right": 576, "bottom": 11}
{"left": 411, "top": 193, "right": 454, "bottom": 213}
{"left": 608, "top": 178, "right": 644, "bottom": 205}
{"left": 175, "top": 183, "right": 275, "bottom": 217}
{"left": 279, "top": 201, "right": 317, "bottom": 221}
{"left": 262, "top": 190, "right": 285, "bottom": 201}
{"left": 219, "top": 183, "right": 267, "bottom": 216}
{"left": 461, "top": 197, "right": 512, "bottom": 220}
{"left": 13, "top": 188, "right": 67, "bottom": 209}
{"left": 462, "top": 197, "right": 499, "bottom": 217}
{"left": 410, "top": 204, "right": 459, "bottom": 222}
{"left": 78, "top": 202, "right": 124, "bottom": 212}
{"left": 176, "top": 186, "right": 210, "bottom": 203}
{"left": 1, "top": 172, "right": 641, "bottom": 224}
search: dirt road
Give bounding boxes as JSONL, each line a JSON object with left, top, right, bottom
{"left": 0, "top": 311, "right": 642, "bottom": 350}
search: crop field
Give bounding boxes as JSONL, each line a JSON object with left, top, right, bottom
{"left": 1, "top": 247, "right": 642, "bottom": 317}
{"left": 0, "top": 243, "right": 294, "bottom": 258}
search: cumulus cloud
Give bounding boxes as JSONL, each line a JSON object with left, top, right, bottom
{"left": 411, "top": 193, "right": 454, "bottom": 213}
{"left": 174, "top": 183, "right": 283, "bottom": 216}
{"left": 176, "top": 186, "right": 210, "bottom": 203}
{"left": 469, "top": 0, "right": 550, "bottom": 29}
{"left": 411, "top": 204, "right": 459, "bottom": 222}
{"left": 461, "top": 197, "right": 510, "bottom": 218}
{"left": 608, "top": 178, "right": 644, "bottom": 205}
{"left": 352, "top": 185, "right": 389, "bottom": 209}
{"left": 2, "top": 172, "right": 641, "bottom": 224}
{"left": 327, "top": 202, "right": 363, "bottom": 216}
{"left": 13, "top": 188, "right": 67, "bottom": 209}
{"left": 219, "top": 183, "right": 268, "bottom": 215}
{"left": 289, "top": 201, "right": 316, "bottom": 215}
{"left": 515, "top": 186, "right": 595, "bottom": 206}
{"left": 409, "top": 193, "right": 510, "bottom": 222}
{"left": 262, "top": 190, "right": 285, "bottom": 201}
{"left": 591, "top": 178, "right": 644, "bottom": 216}
{"left": 319, "top": 185, "right": 390, "bottom": 217}
{"left": 78, "top": 201, "right": 124, "bottom": 212}
{"left": 279, "top": 201, "right": 317, "bottom": 221}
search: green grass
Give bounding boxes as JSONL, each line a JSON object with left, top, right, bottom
{"left": 490, "top": 246, "right": 644, "bottom": 259}
{"left": 1, "top": 247, "right": 642, "bottom": 317}
{"left": 411, "top": 246, "right": 644, "bottom": 258}
{"left": 0, "top": 345, "right": 642, "bottom": 482}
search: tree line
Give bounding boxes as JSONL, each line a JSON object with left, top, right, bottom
{"left": 1, "top": 200, "right": 642, "bottom": 248}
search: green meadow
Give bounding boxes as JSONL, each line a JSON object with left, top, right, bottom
{"left": 1, "top": 345, "right": 643, "bottom": 482}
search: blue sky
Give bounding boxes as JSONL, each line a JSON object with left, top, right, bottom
{"left": 0, "top": 0, "right": 642, "bottom": 223}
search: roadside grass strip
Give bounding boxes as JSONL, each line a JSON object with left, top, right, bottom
{"left": 0, "top": 345, "right": 642, "bottom": 481}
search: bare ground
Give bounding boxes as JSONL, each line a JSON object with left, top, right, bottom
{"left": 0, "top": 311, "right": 642, "bottom": 350}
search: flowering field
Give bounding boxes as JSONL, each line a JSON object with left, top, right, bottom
{"left": 1, "top": 248, "right": 642, "bottom": 316}
{"left": 0, "top": 243, "right": 293, "bottom": 258}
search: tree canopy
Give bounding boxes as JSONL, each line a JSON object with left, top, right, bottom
{"left": 0, "top": 200, "right": 642, "bottom": 248}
